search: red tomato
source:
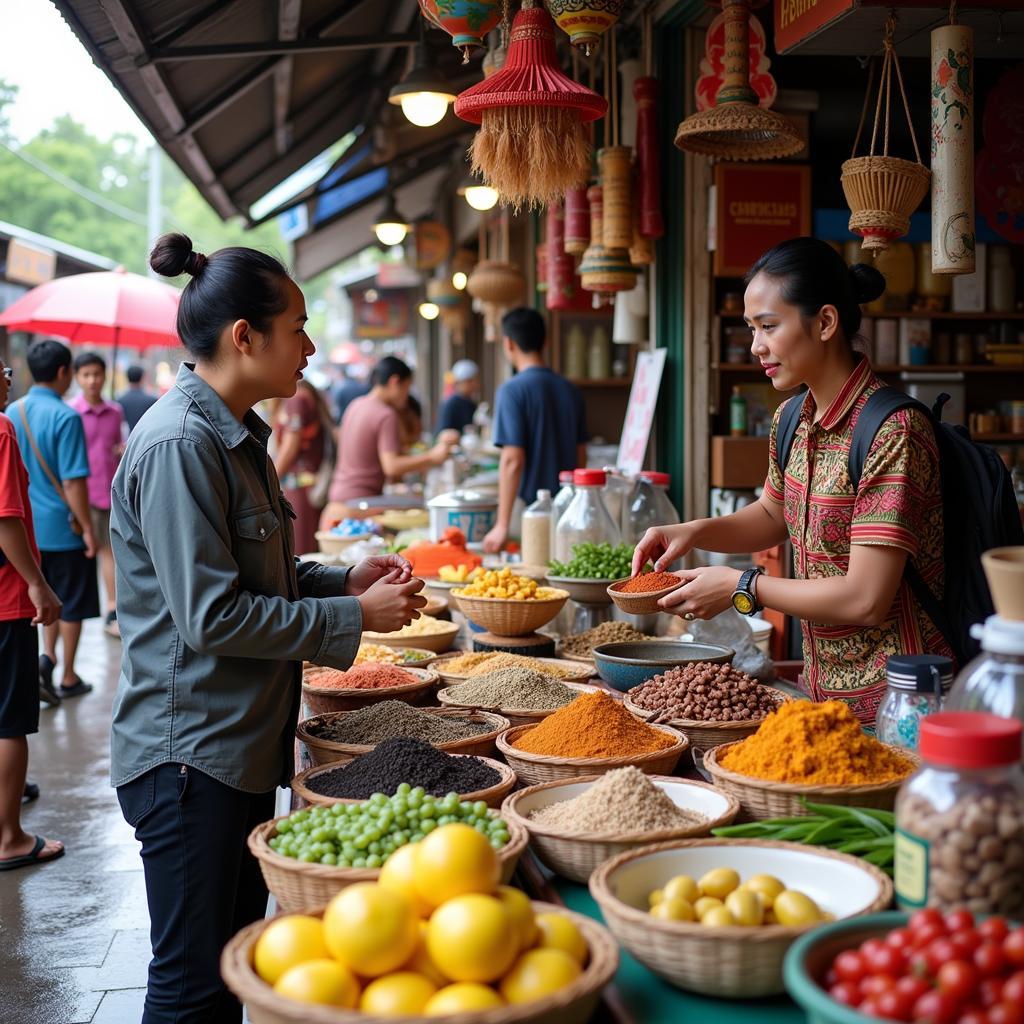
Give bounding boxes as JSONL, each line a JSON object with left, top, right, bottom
{"left": 954, "top": 932, "right": 985, "bottom": 959}
{"left": 981, "top": 920, "right": 1011, "bottom": 944}
{"left": 889, "top": 930, "right": 917, "bottom": 951}
{"left": 836, "top": 951, "right": 869, "bottom": 983}
{"left": 1004, "top": 932, "right": 1024, "bottom": 970}
{"left": 830, "top": 981, "right": 863, "bottom": 1008}
{"left": 976, "top": 944, "right": 1008, "bottom": 979}
{"left": 863, "top": 975, "right": 900, "bottom": 997}
{"left": 916, "top": 925, "right": 952, "bottom": 950}
{"left": 938, "top": 961, "right": 980, "bottom": 1004}
{"left": 898, "top": 976, "right": 933, "bottom": 1003}
{"left": 914, "top": 989, "right": 961, "bottom": 1024}
{"left": 945, "top": 911, "right": 977, "bottom": 934}
{"left": 869, "top": 946, "right": 908, "bottom": 977}
{"left": 980, "top": 979, "right": 1007, "bottom": 1009}
{"left": 1001, "top": 974, "right": 1024, "bottom": 1005}
{"left": 929, "top": 940, "right": 965, "bottom": 974}
{"left": 861, "top": 996, "right": 885, "bottom": 1018}
{"left": 862, "top": 939, "right": 889, "bottom": 959}
{"left": 826, "top": 968, "right": 840, "bottom": 988}
{"left": 911, "top": 910, "right": 949, "bottom": 934}
{"left": 877, "top": 989, "right": 915, "bottom": 1022}
{"left": 986, "top": 1003, "right": 1024, "bottom": 1024}
{"left": 958, "top": 1011, "right": 988, "bottom": 1024}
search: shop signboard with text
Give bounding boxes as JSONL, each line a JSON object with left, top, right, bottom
{"left": 617, "top": 349, "right": 667, "bottom": 477}
{"left": 774, "top": 0, "right": 857, "bottom": 53}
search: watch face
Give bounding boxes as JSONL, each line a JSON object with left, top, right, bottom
{"left": 732, "top": 592, "right": 754, "bottom": 615}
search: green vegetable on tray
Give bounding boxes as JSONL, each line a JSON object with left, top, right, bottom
{"left": 548, "top": 542, "right": 641, "bottom": 581}
{"left": 711, "top": 800, "right": 896, "bottom": 876}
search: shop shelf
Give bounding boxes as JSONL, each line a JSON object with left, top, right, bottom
{"left": 569, "top": 378, "right": 633, "bottom": 388}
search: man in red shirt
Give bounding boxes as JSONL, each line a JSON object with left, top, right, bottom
{"left": 0, "top": 358, "right": 64, "bottom": 871}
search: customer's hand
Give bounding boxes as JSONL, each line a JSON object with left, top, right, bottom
{"left": 437, "top": 429, "right": 461, "bottom": 447}
{"left": 28, "top": 578, "right": 62, "bottom": 626}
{"left": 81, "top": 528, "right": 97, "bottom": 560}
{"left": 658, "top": 566, "right": 741, "bottom": 620}
{"left": 356, "top": 571, "right": 427, "bottom": 633}
{"left": 318, "top": 503, "right": 346, "bottom": 532}
{"left": 347, "top": 555, "right": 414, "bottom": 596}
{"left": 632, "top": 524, "right": 696, "bottom": 575}
{"left": 482, "top": 522, "right": 508, "bottom": 554}
{"left": 429, "top": 439, "right": 455, "bottom": 467}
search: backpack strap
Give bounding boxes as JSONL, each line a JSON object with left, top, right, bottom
{"left": 775, "top": 391, "right": 810, "bottom": 476}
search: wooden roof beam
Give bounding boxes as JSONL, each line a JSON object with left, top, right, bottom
{"left": 148, "top": 34, "right": 417, "bottom": 62}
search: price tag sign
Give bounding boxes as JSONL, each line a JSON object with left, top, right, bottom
{"left": 616, "top": 348, "right": 667, "bottom": 477}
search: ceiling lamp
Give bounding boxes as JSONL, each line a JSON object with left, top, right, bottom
{"left": 458, "top": 179, "right": 499, "bottom": 211}
{"left": 451, "top": 248, "right": 476, "bottom": 291}
{"left": 418, "top": 300, "right": 441, "bottom": 320}
{"left": 388, "top": 33, "right": 457, "bottom": 127}
{"left": 372, "top": 193, "right": 411, "bottom": 247}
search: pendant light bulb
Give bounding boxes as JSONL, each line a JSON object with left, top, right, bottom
{"left": 452, "top": 270, "right": 469, "bottom": 290}
{"left": 372, "top": 193, "right": 411, "bottom": 247}
{"left": 418, "top": 301, "right": 441, "bottom": 321}
{"left": 388, "top": 37, "right": 457, "bottom": 128}
{"left": 400, "top": 92, "right": 451, "bottom": 128}
{"left": 464, "top": 184, "right": 499, "bottom": 211}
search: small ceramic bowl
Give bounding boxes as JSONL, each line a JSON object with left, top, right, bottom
{"left": 592, "top": 641, "right": 734, "bottom": 692}
{"left": 607, "top": 576, "right": 685, "bottom": 615}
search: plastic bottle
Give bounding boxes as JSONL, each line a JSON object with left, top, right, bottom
{"left": 625, "top": 471, "right": 680, "bottom": 544}
{"left": 521, "top": 489, "right": 552, "bottom": 568}
{"left": 945, "top": 616, "right": 1024, "bottom": 732}
{"left": 555, "top": 469, "right": 621, "bottom": 563}
{"left": 601, "top": 466, "right": 633, "bottom": 535}
{"left": 549, "top": 471, "right": 575, "bottom": 559}
{"left": 730, "top": 387, "right": 748, "bottom": 437}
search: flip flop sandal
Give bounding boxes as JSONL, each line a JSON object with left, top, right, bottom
{"left": 22, "top": 782, "right": 39, "bottom": 805}
{"left": 0, "top": 835, "right": 65, "bottom": 871}
{"left": 58, "top": 681, "right": 93, "bottom": 699}
{"left": 39, "top": 655, "right": 60, "bottom": 707}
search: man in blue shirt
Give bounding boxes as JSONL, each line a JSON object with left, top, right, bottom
{"left": 8, "top": 340, "right": 98, "bottom": 702}
{"left": 435, "top": 359, "right": 479, "bottom": 436}
{"left": 483, "top": 308, "right": 587, "bottom": 553}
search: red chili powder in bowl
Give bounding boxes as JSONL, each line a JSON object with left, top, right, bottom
{"left": 617, "top": 571, "right": 681, "bottom": 594}
{"left": 304, "top": 665, "right": 418, "bottom": 690}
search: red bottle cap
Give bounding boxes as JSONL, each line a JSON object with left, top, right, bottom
{"left": 640, "top": 471, "right": 670, "bottom": 486}
{"left": 573, "top": 469, "right": 606, "bottom": 487}
{"left": 559, "top": 470, "right": 575, "bottom": 483}
{"left": 919, "top": 712, "right": 1022, "bottom": 769}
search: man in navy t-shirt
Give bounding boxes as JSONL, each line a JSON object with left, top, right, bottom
{"left": 483, "top": 308, "right": 587, "bottom": 553}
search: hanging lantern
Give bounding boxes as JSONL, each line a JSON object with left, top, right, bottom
{"left": 546, "top": 201, "right": 578, "bottom": 310}
{"left": 564, "top": 186, "right": 591, "bottom": 257}
{"left": 674, "top": 0, "right": 802, "bottom": 161}
{"left": 931, "top": 19, "right": 975, "bottom": 274}
{"left": 600, "top": 147, "right": 633, "bottom": 251}
{"left": 579, "top": 185, "right": 637, "bottom": 297}
{"left": 466, "top": 261, "right": 526, "bottom": 306}
{"left": 841, "top": 19, "right": 930, "bottom": 254}
{"left": 417, "top": 0, "right": 502, "bottom": 63}
{"left": 454, "top": 2, "right": 607, "bottom": 210}
{"left": 546, "top": 0, "right": 623, "bottom": 56}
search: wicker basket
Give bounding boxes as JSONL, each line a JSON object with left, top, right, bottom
{"left": 589, "top": 838, "right": 893, "bottom": 998}
{"left": 221, "top": 899, "right": 619, "bottom": 1024}
{"left": 435, "top": 656, "right": 594, "bottom": 687}
{"left": 421, "top": 594, "right": 449, "bottom": 618}
{"left": 501, "top": 775, "right": 740, "bottom": 884}
{"left": 451, "top": 589, "right": 569, "bottom": 637}
{"left": 248, "top": 812, "right": 529, "bottom": 913}
{"left": 291, "top": 755, "right": 518, "bottom": 809}
{"left": 361, "top": 620, "right": 460, "bottom": 654}
{"left": 315, "top": 530, "right": 367, "bottom": 555}
{"left": 436, "top": 681, "right": 601, "bottom": 728}
{"left": 703, "top": 741, "right": 919, "bottom": 821}
{"left": 301, "top": 667, "right": 438, "bottom": 717}
{"left": 496, "top": 723, "right": 688, "bottom": 787}
{"left": 606, "top": 577, "right": 684, "bottom": 616}
{"left": 297, "top": 709, "right": 512, "bottom": 768}
{"left": 841, "top": 155, "right": 931, "bottom": 253}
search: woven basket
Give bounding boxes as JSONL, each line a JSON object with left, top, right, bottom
{"left": 361, "top": 620, "right": 460, "bottom": 654}
{"left": 606, "top": 577, "right": 683, "bottom": 616}
{"left": 421, "top": 594, "right": 450, "bottom": 618}
{"left": 436, "top": 681, "right": 601, "bottom": 728}
{"left": 301, "top": 667, "right": 438, "bottom": 717}
{"left": 589, "top": 838, "right": 893, "bottom": 998}
{"left": 435, "top": 656, "right": 593, "bottom": 686}
{"left": 297, "top": 709, "right": 512, "bottom": 768}
{"left": 451, "top": 589, "right": 570, "bottom": 637}
{"left": 841, "top": 155, "right": 931, "bottom": 253}
{"left": 248, "top": 812, "right": 529, "bottom": 913}
{"left": 221, "top": 899, "right": 619, "bottom": 1024}
{"left": 291, "top": 755, "right": 517, "bottom": 809}
{"left": 314, "top": 531, "right": 365, "bottom": 554}
{"left": 496, "top": 723, "right": 688, "bottom": 787}
{"left": 703, "top": 741, "right": 920, "bottom": 821}
{"left": 623, "top": 688, "right": 795, "bottom": 765}
{"left": 501, "top": 775, "right": 740, "bottom": 884}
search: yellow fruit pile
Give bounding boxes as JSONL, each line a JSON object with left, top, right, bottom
{"left": 354, "top": 643, "right": 404, "bottom": 666}
{"left": 647, "top": 869, "right": 831, "bottom": 928}
{"left": 438, "top": 564, "right": 482, "bottom": 584}
{"left": 253, "top": 823, "right": 589, "bottom": 1015}
{"left": 454, "top": 568, "right": 558, "bottom": 601}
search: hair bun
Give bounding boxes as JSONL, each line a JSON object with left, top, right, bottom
{"left": 849, "top": 262, "right": 886, "bottom": 304}
{"left": 149, "top": 232, "right": 205, "bottom": 279}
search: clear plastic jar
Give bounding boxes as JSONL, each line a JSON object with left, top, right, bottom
{"left": 554, "top": 469, "right": 621, "bottom": 563}
{"left": 601, "top": 466, "right": 633, "bottom": 535}
{"left": 624, "top": 471, "right": 679, "bottom": 544}
{"left": 549, "top": 471, "right": 575, "bottom": 558}
{"left": 945, "top": 616, "right": 1024, "bottom": 730}
{"left": 895, "top": 712, "right": 1024, "bottom": 916}
{"left": 521, "top": 489, "right": 551, "bottom": 568}
{"left": 875, "top": 655, "right": 953, "bottom": 751}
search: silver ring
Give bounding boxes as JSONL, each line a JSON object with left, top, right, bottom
{"left": 683, "top": 612, "right": 695, "bottom": 621}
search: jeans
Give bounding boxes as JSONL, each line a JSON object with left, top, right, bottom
{"left": 117, "top": 763, "right": 276, "bottom": 1024}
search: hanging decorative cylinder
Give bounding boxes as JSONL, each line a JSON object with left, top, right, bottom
{"left": 599, "top": 146, "right": 634, "bottom": 251}
{"left": 546, "top": 0, "right": 624, "bottom": 56}
{"left": 564, "top": 186, "right": 591, "bottom": 257}
{"left": 930, "top": 23, "right": 975, "bottom": 274}
{"left": 635, "top": 76, "right": 665, "bottom": 239}
{"left": 579, "top": 184, "right": 637, "bottom": 296}
{"left": 482, "top": 37, "right": 507, "bottom": 77}
{"left": 427, "top": 277, "right": 463, "bottom": 308}
{"left": 546, "top": 202, "right": 577, "bottom": 310}
{"left": 418, "top": 0, "right": 503, "bottom": 63}
{"left": 466, "top": 260, "right": 526, "bottom": 307}
{"left": 630, "top": 177, "right": 655, "bottom": 267}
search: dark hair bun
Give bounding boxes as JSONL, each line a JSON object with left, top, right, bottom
{"left": 849, "top": 262, "right": 886, "bottom": 304}
{"left": 149, "top": 232, "right": 207, "bottom": 279}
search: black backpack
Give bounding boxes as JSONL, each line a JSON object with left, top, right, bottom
{"left": 776, "top": 387, "right": 1024, "bottom": 665}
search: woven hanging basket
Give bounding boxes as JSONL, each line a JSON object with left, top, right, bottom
{"left": 467, "top": 260, "right": 526, "bottom": 306}
{"left": 579, "top": 184, "right": 637, "bottom": 294}
{"left": 600, "top": 146, "right": 633, "bottom": 250}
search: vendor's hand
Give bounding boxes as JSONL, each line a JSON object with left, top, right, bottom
{"left": 632, "top": 524, "right": 696, "bottom": 575}
{"left": 347, "top": 555, "right": 415, "bottom": 596}
{"left": 81, "top": 528, "right": 97, "bottom": 560}
{"left": 28, "top": 578, "right": 62, "bottom": 627}
{"left": 437, "top": 429, "right": 460, "bottom": 447}
{"left": 319, "top": 502, "right": 346, "bottom": 532}
{"left": 429, "top": 439, "right": 455, "bottom": 467}
{"left": 658, "top": 566, "right": 741, "bottom": 621}
{"left": 357, "top": 570, "right": 427, "bottom": 633}
{"left": 482, "top": 522, "right": 508, "bottom": 554}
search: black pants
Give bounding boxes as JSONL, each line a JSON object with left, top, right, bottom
{"left": 117, "top": 764, "right": 276, "bottom": 1024}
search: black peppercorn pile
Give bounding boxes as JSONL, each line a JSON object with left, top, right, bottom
{"left": 630, "top": 662, "right": 783, "bottom": 722}
{"left": 305, "top": 737, "right": 501, "bottom": 800}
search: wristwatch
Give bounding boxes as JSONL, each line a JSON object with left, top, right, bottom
{"left": 731, "top": 567, "right": 765, "bottom": 616}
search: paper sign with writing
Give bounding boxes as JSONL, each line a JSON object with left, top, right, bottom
{"left": 617, "top": 348, "right": 667, "bottom": 477}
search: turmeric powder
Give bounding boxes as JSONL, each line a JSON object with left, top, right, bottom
{"left": 719, "top": 700, "right": 914, "bottom": 785}
{"left": 512, "top": 691, "right": 677, "bottom": 759}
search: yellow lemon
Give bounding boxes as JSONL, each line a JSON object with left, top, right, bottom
{"left": 662, "top": 874, "right": 700, "bottom": 904}
{"left": 425, "top": 983, "right": 505, "bottom": 1014}
{"left": 701, "top": 906, "right": 737, "bottom": 928}
{"left": 500, "top": 948, "right": 581, "bottom": 1004}
{"left": 322, "top": 883, "right": 418, "bottom": 978}
{"left": 403, "top": 921, "right": 449, "bottom": 988}
{"left": 744, "top": 874, "right": 786, "bottom": 909}
{"left": 359, "top": 972, "right": 437, "bottom": 1016}
{"left": 725, "top": 890, "right": 764, "bottom": 927}
{"left": 647, "top": 888, "right": 664, "bottom": 907}
{"left": 413, "top": 824, "right": 500, "bottom": 908}
{"left": 772, "top": 890, "right": 823, "bottom": 927}
{"left": 427, "top": 894, "right": 516, "bottom": 984}
{"left": 533, "top": 913, "right": 588, "bottom": 966}
{"left": 496, "top": 885, "right": 537, "bottom": 951}
{"left": 693, "top": 896, "right": 723, "bottom": 919}
{"left": 697, "top": 867, "right": 740, "bottom": 899}
{"left": 649, "top": 898, "right": 696, "bottom": 922}
{"left": 253, "top": 915, "right": 329, "bottom": 985}
{"left": 379, "top": 844, "right": 434, "bottom": 918}
{"left": 273, "top": 959, "right": 360, "bottom": 1008}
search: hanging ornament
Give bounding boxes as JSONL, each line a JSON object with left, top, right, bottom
{"left": 931, "top": 4, "right": 975, "bottom": 274}
{"left": 467, "top": 211, "right": 525, "bottom": 337}
{"left": 674, "top": 0, "right": 802, "bottom": 160}
{"left": 599, "top": 29, "right": 633, "bottom": 252}
{"left": 579, "top": 184, "right": 637, "bottom": 299}
{"left": 976, "top": 66, "right": 1024, "bottom": 246}
{"left": 694, "top": 8, "right": 777, "bottom": 112}
{"left": 454, "top": 2, "right": 607, "bottom": 210}
{"left": 546, "top": 201, "right": 578, "bottom": 310}
{"left": 418, "top": 0, "right": 503, "bottom": 63}
{"left": 635, "top": 11, "right": 664, "bottom": 241}
{"left": 564, "top": 187, "right": 591, "bottom": 256}
{"left": 481, "top": 35, "right": 507, "bottom": 77}
{"left": 546, "top": 0, "right": 624, "bottom": 57}
{"left": 841, "top": 18, "right": 930, "bottom": 254}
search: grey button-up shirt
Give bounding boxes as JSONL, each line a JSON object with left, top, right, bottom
{"left": 110, "top": 365, "right": 362, "bottom": 793}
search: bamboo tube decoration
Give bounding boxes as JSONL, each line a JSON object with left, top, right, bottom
{"left": 931, "top": 14, "right": 975, "bottom": 274}
{"left": 636, "top": 12, "right": 664, "bottom": 239}
{"left": 579, "top": 184, "right": 637, "bottom": 297}
{"left": 599, "top": 30, "right": 633, "bottom": 251}
{"left": 564, "top": 186, "right": 591, "bottom": 256}
{"left": 630, "top": 175, "right": 655, "bottom": 267}
{"left": 546, "top": 201, "right": 578, "bottom": 310}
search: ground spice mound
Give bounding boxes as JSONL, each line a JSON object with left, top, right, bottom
{"left": 304, "top": 664, "right": 417, "bottom": 690}
{"left": 305, "top": 737, "right": 500, "bottom": 800}
{"left": 441, "top": 651, "right": 501, "bottom": 674}
{"left": 617, "top": 571, "right": 681, "bottom": 594}
{"left": 308, "top": 701, "right": 490, "bottom": 746}
{"left": 464, "top": 653, "right": 580, "bottom": 680}
{"left": 530, "top": 766, "right": 707, "bottom": 833}
{"left": 512, "top": 691, "right": 676, "bottom": 759}
{"left": 445, "top": 668, "right": 575, "bottom": 710}
{"left": 720, "top": 700, "right": 916, "bottom": 785}
{"left": 560, "top": 621, "right": 650, "bottom": 659}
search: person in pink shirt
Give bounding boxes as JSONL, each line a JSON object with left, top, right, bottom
{"left": 71, "top": 353, "right": 124, "bottom": 638}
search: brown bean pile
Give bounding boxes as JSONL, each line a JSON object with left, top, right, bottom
{"left": 629, "top": 662, "right": 782, "bottom": 723}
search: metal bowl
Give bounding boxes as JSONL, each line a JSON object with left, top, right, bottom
{"left": 544, "top": 575, "right": 616, "bottom": 606}
{"left": 591, "top": 640, "right": 734, "bottom": 692}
